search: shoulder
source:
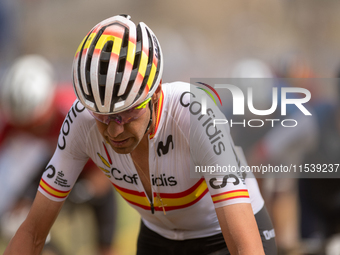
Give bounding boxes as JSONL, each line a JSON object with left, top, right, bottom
{"left": 161, "top": 81, "right": 208, "bottom": 115}
{"left": 159, "top": 82, "right": 197, "bottom": 132}
{"left": 162, "top": 81, "right": 201, "bottom": 100}
{"left": 57, "top": 99, "right": 97, "bottom": 152}
{"left": 161, "top": 81, "right": 226, "bottom": 123}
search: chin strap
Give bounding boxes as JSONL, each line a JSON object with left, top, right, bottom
{"left": 145, "top": 100, "right": 153, "bottom": 135}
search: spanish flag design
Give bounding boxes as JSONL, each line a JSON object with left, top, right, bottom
{"left": 39, "top": 179, "right": 71, "bottom": 200}
{"left": 112, "top": 178, "right": 209, "bottom": 212}
{"left": 211, "top": 189, "right": 250, "bottom": 204}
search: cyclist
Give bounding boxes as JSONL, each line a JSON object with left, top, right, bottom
{"left": 0, "top": 55, "right": 118, "bottom": 255}
{"left": 4, "top": 15, "right": 277, "bottom": 255}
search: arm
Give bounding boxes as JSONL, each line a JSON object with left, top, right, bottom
{"left": 4, "top": 100, "right": 91, "bottom": 254}
{"left": 185, "top": 85, "right": 266, "bottom": 254}
{"left": 216, "top": 203, "right": 265, "bottom": 255}
{"left": 4, "top": 191, "right": 64, "bottom": 255}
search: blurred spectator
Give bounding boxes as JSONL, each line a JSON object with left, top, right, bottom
{"left": 248, "top": 55, "right": 339, "bottom": 255}
{"left": 296, "top": 69, "right": 340, "bottom": 255}
{"left": 228, "top": 58, "right": 276, "bottom": 156}
{"left": 0, "top": 0, "right": 20, "bottom": 70}
{"left": 0, "top": 55, "right": 118, "bottom": 255}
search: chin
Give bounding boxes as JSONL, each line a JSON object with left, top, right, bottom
{"left": 111, "top": 147, "right": 133, "bottom": 154}
{"left": 109, "top": 142, "right": 138, "bottom": 154}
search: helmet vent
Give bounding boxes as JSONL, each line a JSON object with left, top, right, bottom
{"left": 103, "top": 40, "right": 113, "bottom": 53}
{"left": 99, "top": 41, "right": 113, "bottom": 76}
{"left": 133, "top": 53, "right": 140, "bottom": 70}
{"left": 99, "top": 84, "right": 105, "bottom": 104}
{"left": 122, "top": 29, "right": 129, "bottom": 48}
{"left": 117, "top": 58, "right": 126, "bottom": 73}
{"left": 146, "top": 30, "right": 153, "bottom": 65}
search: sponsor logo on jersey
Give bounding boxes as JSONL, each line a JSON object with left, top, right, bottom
{"left": 263, "top": 229, "right": 276, "bottom": 240}
{"left": 54, "top": 171, "right": 70, "bottom": 188}
{"left": 58, "top": 101, "right": 85, "bottom": 150}
{"left": 43, "top": 164, "right": 70, "bottom": 188}
{"left": 44, "top": 164, "right": 56, "bottom": 178}
{"left": 157, "top": 135, "right": 174, "bottom": 156}
{"left": 180, "top": 90, "right": 225, "bottom": 155}
{"left": 111, "top": 167, "right": 138, "bottom": 185}
{"left": 97, "top": 142, "right": 177, "bottom": 186}
{"left": 151, "top": 174, "right": 177, "bottom": 186}
{"left": 40, "top": 164, "right": 71, "bottom": 199}
{"left": 209, "top": 174, "right": 240, "bottom": 189}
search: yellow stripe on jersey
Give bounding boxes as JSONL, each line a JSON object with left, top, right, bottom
{"left": 113, "top": 178, "right": 208, "bottom": 210}
{"left": 97, "top": 153, "right": 110, "bottom": 168}
{"left": 155, "top": 181, "right": 208, "bottom": 207}
{"left": 114, "top": 186, "right": 150, "bottom": 207}
{"left": 211, "top": 190, "right": 249, "bottom": 203}
{"left": 99, "top": 167, "right": 110, "bottom": 173}
{"left": 39, "top": 179, "right": 70, "bottom": 199}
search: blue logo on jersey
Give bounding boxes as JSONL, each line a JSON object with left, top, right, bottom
{"left": 157, "top": 135, "right": 174, "bottom": 157}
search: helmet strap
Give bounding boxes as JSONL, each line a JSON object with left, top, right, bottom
{"left": 145, "top": 100, "right": 153, "bottom": 134}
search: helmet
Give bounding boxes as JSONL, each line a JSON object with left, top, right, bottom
{"left": 0, "top": 55, "right": 55, "bottom": 126}
{"left": 72, "top": 14, "right": 163, "bottom": 114}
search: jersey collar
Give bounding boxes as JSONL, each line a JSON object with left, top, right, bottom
{"left": 149, "top": 90, "right": 164, "bottom": 139}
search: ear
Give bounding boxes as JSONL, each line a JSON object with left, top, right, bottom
{"left": 151, "top": 80, "right": 162, "bottom": 103}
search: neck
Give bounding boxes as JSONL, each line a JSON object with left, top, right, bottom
{"left": 131, "top": 101, "right": 158, "bottom": 158}
{"left": 132, "top": 134, "right": 148, "bottom": 155}
{"left": 147, "top": 100, "right": 159, "bottom": 136}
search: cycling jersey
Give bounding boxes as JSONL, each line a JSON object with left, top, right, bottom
{"left": 38, "top": 82, "right": 264, "bottom": 240}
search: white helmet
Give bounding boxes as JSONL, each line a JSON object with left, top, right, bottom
{"left": 72, "top": 14, "right": 163, "bottom": 114}
{"left": 0, "top": 55, "right": 55, "bottom": 126}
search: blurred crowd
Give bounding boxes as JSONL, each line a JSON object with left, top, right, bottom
{"left": 1, "top": 1, "right": 340, "bottom": 255}
{"left": 227, "top": 57, "right": 340, "bottom": 255}
{"left": 0, "top": 55, "right": 119, "bottom": 255}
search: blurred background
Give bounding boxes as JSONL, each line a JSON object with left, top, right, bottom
{"left": 1, "top": 0, "right": 340, "bottom": 255}
{"left": 2, "top": 0, "right": 340, "bottom": 80}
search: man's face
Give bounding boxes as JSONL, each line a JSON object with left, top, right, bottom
{"left": 95, "top": 105, "right": 151, "bottom": 154}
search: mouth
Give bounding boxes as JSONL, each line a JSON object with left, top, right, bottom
{"left": 109, "top": 137, "right": 130, "bottom": 147}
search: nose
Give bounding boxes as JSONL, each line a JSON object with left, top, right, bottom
{"left": 106, "top": 121, "right": 125, "bottom": 138}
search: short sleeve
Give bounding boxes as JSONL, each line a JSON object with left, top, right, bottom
{"left": 38, "top": 100, "right": 90, "bottom": 202}
{"left": 186, "top": 86, "right": 251, "bottom": 208}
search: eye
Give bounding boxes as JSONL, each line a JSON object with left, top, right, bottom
{"left": 112, "top": 115, "right": 122, "bottom": 124}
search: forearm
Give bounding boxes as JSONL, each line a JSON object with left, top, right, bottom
{"left": 4, "top": 192, "right": 64, "bottom": 255}
{"left": 4, "top": 222, "right": 46, "bottom": 255}
{"left": 216, "top": 204, "right": 265, "bottom": 255}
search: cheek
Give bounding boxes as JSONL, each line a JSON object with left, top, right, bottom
{"left": 95, "top": 120, "right": 107, "bottom": 136}
{"left": 127, "top": 112, "right": 150, "bottom": 136}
